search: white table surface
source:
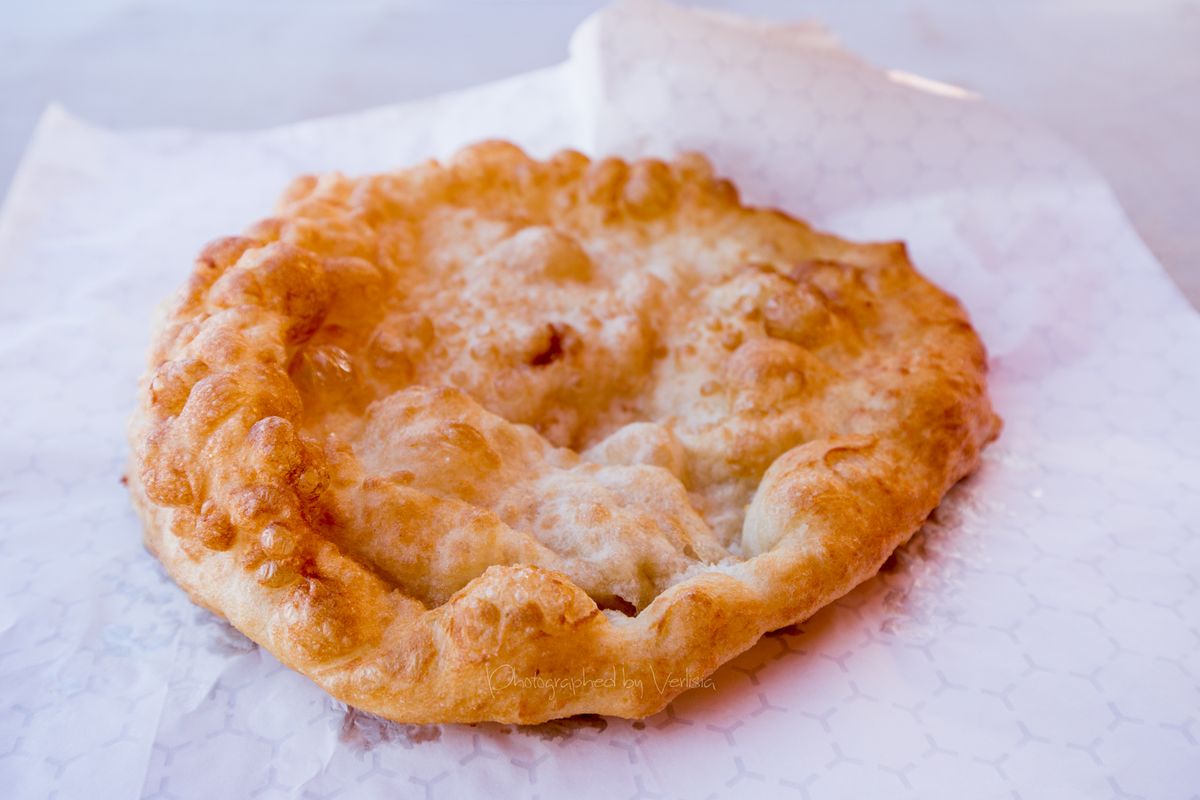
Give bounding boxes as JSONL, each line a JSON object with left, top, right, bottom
{"left": 4, "top": 0, "right": 1198, "bottom": 308}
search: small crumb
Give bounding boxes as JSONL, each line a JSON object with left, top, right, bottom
{"left": 521, "top": 714, "right": 608, "bottom": 741}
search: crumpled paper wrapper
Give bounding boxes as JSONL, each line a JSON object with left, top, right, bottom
{"left": 1, "top": 1, "right": 1197, "bottom": 797}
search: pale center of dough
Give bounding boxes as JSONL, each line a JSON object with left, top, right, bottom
{"left": 291, "top": 210, "right": 869, "bottom": 611}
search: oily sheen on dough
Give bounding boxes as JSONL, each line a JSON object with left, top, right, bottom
{"left": 128, "top": 141, "right": 1000, "bottom": 723}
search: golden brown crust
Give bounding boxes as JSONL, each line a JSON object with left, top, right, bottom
{"left": 128, "top": 141, "right": 1000, "bottom": 723}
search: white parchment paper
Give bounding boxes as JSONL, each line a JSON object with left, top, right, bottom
{"left": 1, "top": 2, "right": 1197, "bottom": 798}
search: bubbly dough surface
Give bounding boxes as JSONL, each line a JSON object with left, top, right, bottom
{"left": 129, "top": 142, "right": 1000, "bottom": 723}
